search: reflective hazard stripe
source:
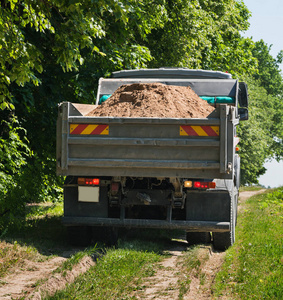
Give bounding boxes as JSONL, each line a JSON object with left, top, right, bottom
{"left": 70, "top": 124, "right": 109, "bottom": 135}
{"left": 180, "top": 125, "right": 219, "bottom": 136}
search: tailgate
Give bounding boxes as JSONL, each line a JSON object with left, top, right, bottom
{"left": 57, "top": 102, "right": 237, "bottom": 179}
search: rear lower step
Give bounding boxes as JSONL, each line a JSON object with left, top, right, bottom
{"left": 62, "top": 217, "right": 229, "bottom": 232}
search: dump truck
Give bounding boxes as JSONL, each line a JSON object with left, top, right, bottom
{"left": 56, "top": 68, "right": 248, "bottom": 250}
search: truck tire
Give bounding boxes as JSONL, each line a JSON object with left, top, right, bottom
{"left": 212, "top": 189, "right": 236, "bottom": 251}
{"left": 91, "top": 226, "right": 118, "bottom": 246}
{"left": 234, "top": 154, "right": 240, "bottom": 190}
{"left": 105, "top": 227, "right": 119, "bottom": 246}
{"left": 67, "top": 226, "right": 91, "bottom": 247}
{"left": 186, "top": 232, "right": 211, "bottom": 246}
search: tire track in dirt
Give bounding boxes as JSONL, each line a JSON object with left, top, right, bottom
{"left": 238, "top": 189, "right": 266, "bottom": 210}
{"left": 132, "top": 243, "right": 223, "bottom": 300}
{"left": 183, "top": 247, "right": 225, "bottom": 300}
{"left": 133, "top": 244, "right": 186, "bottom": 299}
{"left": 0, "top": 256, "right": 66, "bottom": 300}
{"left": 28, "top": 255, "right": 95, "bottom": 300}
{"left": 0, "top": 251, "right": 95, "bottom": 300}
{"left": 131, "top": 189, "right": 266, "bottom": 300}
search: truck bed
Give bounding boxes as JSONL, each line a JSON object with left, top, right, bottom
{"left": 57, "top": 102, "right": 238, "bottom": 179}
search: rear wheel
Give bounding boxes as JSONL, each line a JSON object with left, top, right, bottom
{"left": 212, "top": 230, "right": 234, "bottom": 251}
{"left": 91, "top": 226, "right": 118, "bottom": 246}
{"left": 186, "top": 231, "right": 211, "bottom": 246}
{"left": 67, "top": 226, "right": 92, "bottom": 247}
{"left": 213, "top": 188, "right": 237, "bottom": 251}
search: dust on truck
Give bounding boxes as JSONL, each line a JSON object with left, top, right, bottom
{"left": 56, "top": 68, "right": 248, "bottom": 251}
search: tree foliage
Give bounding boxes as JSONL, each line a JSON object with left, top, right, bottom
{"left": 1, "top": 0, "right": 168, "bottom": 107}
{"left": 237, "top": 77, "right": 282, "bottom": 184}
{"left": 252, "top": 40, "right": 283, "bottom": 96}
{"left": 0, "top": 0, "right": 168, "bottom": 231}
{"left": 237, "top": 41, "right": 283, "bottom": 184}
{"left": 250, "top": 40, "right": 283, "bottom": 161}
{"left": 0, "top": 112, "right": 30, "bottom": 229}
{"left": 146, "top": 0, "right": 257, "bottom": 77}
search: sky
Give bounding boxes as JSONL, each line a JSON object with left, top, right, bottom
{"left": 243, "top": 0, "right": 283, "bottom": 188}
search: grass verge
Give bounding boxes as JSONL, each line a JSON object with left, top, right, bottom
{"left": 239, "top": 185, "right": 264, "bottom": 192}
{"left": 213, "top": 187, "right": 283, "bottom": 299}
{"left": 25, "top": 201, "right": 64, "bottom": 220}
{"left": 0, "top": 201, "right": 66, "bottom": 279}
{"left": 0, "top": 240, "right": 44, "bottom": 279}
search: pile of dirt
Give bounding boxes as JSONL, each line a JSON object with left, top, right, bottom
{"left": 88, "top": 83, "right": 215, "bottom": 118}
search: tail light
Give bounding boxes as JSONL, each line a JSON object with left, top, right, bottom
{"left": 193, "top": 181, "right": 216, "bottom": 189}
{"left": 184, "top": 180, "right": 216, "bottom": 189}
{"left": 78, "top": 177, "right": 100, "bottom": 186}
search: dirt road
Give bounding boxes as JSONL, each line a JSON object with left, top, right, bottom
{"left": 130, "top": 243, "right": 225, "bottom": 300}
{"left": 0, "top": 189, "right": 265, "bottom": 299}
{"left": 131, "top": 189, "right": 266, "bottom": 300}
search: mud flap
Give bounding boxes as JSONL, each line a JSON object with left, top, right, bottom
{"left": 186, "top": 190, "right": 231, "bottom": 224}
{"left": 212, "top": 186, "right": 237, "bottom": 250}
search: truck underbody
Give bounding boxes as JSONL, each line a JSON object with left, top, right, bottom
{"left": 62, "top": 175, "right": 238, "bottom": 250}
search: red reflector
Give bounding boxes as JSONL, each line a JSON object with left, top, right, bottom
{"left": 193, "top": 181, "right": 215, "bottom": 189}
{"left": 78, "top": 177, "right": 85, "bottom": 185}
{"left": 201, "top": 183, "right": 209, "bottom": 189}
{"left": 209, "top": 182, "right": 216, "bottom": 189}
{"left": 85, "top": 178, "right": 91, "bottom": 185}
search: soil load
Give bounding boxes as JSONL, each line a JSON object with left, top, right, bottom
{"left": 88, "top": 83, "right": 215, "bottom": 118}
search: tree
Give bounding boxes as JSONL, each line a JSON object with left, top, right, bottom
{"left": 237, "top": 39, "right": 283, "bottom": 184}
{"left": 146, "top": 0, "right": 257, "bottom": 77}
{"left": 0, "top": 0, "right": 168, "bottom": 231}
{"left": 1, "top": 0, "right": 168, "bottom": 108}
{"left": 238, "top": 40, "right": 283, "bottom": 185}
{"left": 250, "top": 40, "right": 283, "bottom": 160}
{"left": 252, "top": 40, "right": 283, "bottom": 96}
{"left": 237, "top": 77, "right": 280, "bottom": 184}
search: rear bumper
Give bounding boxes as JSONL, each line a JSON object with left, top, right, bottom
{"left": 62, "top": 216, "right": 230, "bottom": 232}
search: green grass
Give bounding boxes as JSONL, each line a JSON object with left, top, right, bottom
{"left": 239, "top": 185, "right": 264, "bottom": 192}
{"left": 177, "top": 245, "right": 210, "bottom": 299}
{"left": 4, "top": 200, "right": 68, "bottom": 256}
{"left": 213, "top": 187, "right": 283, "bottom": 299}
{"left": 54, "top": 246, "right": 100, "bottom": 275}
{"left": 45, "top": 241, "right": 163, "bottom": 300}
{"left": 25, "top": 201, "right": 64, "bottom": 220}
{"left": 177, "top": 246, "right": 201, "bottom": 299}
{"left": 0, "top": 240, "right": 43, "bottom": 279}
{"left": 0, "top": 200, "right": 67, "bottom": 279}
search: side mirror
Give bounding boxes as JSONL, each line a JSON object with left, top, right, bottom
{"left": 239, "top": 82, "right": 248, "bottom": 108}
{"left": 239, "top": 108, "right": 249, "bottom": 121}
